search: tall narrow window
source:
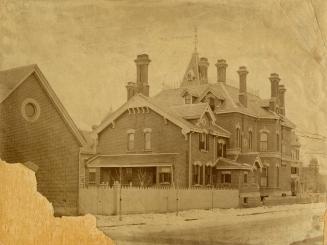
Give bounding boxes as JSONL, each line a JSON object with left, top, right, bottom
{"left": 127, "top": 129, "right": 135, "bottom": 151}
{"left": 260, "top": 133, "right": 268, "bottom": 152}
{"left": 296, "top": 149, "right": 300, "bottom": 160}
{"left": 199, "top": 133, "right": 208, "bottom": 151}
{"left": 217, "top": 140, "right": 226, "bottom": 158}
{"left": 217, "top": 142, "right": 222, "bottom": 157}
{"left": 276, "top": 133, "right": 280, "bottom": 151}
{"left": 236, "top": 128, "right": 241, "bottom": 148}
{"left": 261, "top": 167, "right": 268, "bottom": 187}
{"left": 193, "top": 165, "right": 201, "bottom": 185}
{"left": 243, "top": 172, "right": 248, "bottom": 183}
{"left": 144, "top": 128, "right": 152, "bottom": 150}
{"left": 248, "top": 131, "right": 253, "bottom": 150}
{"left": 205, "top": 166, "right": 213, "bottom": 185}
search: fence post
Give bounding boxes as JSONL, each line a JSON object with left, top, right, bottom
{"left": 211, "top": 186, "right": 214, "bottom": 210}
{"left": 176, "top": 187, "right": 179, "bottom": 216}
{"left": 113, "top": 181, "right": 121, "bottom": 217}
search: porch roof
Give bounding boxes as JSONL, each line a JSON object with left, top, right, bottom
{"left": 86, "top": 153, "right": 178, "bottom": 168}
{"left": 215, "top": 157, "right": 253, "bottom": 170}
{"left": 236, "top": 153, "right": 263, "bottom": 169}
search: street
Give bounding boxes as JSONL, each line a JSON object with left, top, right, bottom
{"left": 97, "top": 203, "right": 326, "bottom": 245}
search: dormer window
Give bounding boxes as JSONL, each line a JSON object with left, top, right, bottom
{"left": 216, "top": 99, "right": 224, "bottom": 108}
{"left": 185, "top": 94, "right": 192, "bottom": 104}
{"left": 208, "top": 97, "right": 215, "bottom": 111}
{"left": 187, "top": 70, "right": 195, "bottom": 81}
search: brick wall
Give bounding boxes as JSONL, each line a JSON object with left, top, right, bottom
{"left": 97, "top": 109, "right": 189, "bottom": 187}
{"left": 0, "top": 74, "right": 81, "bottom": 215}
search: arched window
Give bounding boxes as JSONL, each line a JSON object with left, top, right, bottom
{"left": 127, "top": 129, "right": 135, "bottom": 151}
{"left": 144, "top": 128, "right": 152, "bottom": 151}
{"left": 248, "top": 130, "right": 253, "bottom": 150}
{"left": 260, "top": 133, "right": 268, "bottom": 152}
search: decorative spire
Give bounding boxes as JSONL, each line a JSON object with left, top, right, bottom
{"left": 194, "top": 26, "right": 198, "bottom": 53}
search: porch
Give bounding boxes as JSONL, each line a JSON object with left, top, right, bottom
{"left": 85, "top": 153, "right": 177, "bottom": 187}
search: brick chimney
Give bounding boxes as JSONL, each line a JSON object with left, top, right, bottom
{"left": 237, "top": 66, "right": 248, "bottom": 107}
{"left": 135, "top": 54, "right": 151, "bottom": 96}
{"left": 278, "top": 84, "right": 286, "bottom": 115}
{"left": 269, "top": 73, "right": 280, "bottom": 112}
{"left": 215, "top": 59, "right": 228, "bottom": 83}
{"left": 198, "top": 57, "right": 209, "bottom": 83}
{"left": 126, "top": 82, "right": 137, "bottom": 100}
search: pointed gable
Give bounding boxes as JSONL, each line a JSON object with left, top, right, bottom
{"left": 181, "top": 52, "right": 200, "bottom": 87}
{"left": 0, "top": 64, "right": 87, "bottom": 146}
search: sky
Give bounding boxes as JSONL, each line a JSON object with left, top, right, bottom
{"left": 1, "top": 0, "right": 327, "bottom": 168}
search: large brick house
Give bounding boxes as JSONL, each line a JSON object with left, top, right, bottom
{"left": 0, "top": 65, "right": 87, "bottom": 215}
{"left": 83, "top": 51, "right": 302, "bottom": 204}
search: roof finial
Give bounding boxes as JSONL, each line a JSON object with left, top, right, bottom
{"left": 194, "top": 26, "right": 198, "bottom": 53}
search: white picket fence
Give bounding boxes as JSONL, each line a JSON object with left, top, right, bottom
{"left": 79, "top": 185, "right": 240, "bottom": 215}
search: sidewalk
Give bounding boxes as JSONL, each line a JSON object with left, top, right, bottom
{"left": 96, "top": 202, "right": 326, "bottom": 245}
{"left": 96, "top": 202, "right": 326, "bottom": 229}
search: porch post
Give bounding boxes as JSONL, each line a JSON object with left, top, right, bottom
{"left": 171, "top": 165, "right": 174, "bottom": 186}
{"left": 202, "top": 165, "right": 205, "bottom": 186}
{"left": 156, "top": 166, "right": 160, "bottom": 186}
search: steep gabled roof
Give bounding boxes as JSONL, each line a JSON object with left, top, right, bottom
{"left": 95, "top": 94, "right": 202, "bottom": 134}
{"left": 0, "top": 65, "right": 36, "bottom": 101}
{"left": 170, "top": 103, "right": 213, "bottom": 120}
{"left": 236, "top": 153, "right": 263, "bottom": 169}
{"left": 95, "top": 93, "right": 230, "bottom": 137}
{"left": 0, "top": 64, "right": 87, "bottom": 146}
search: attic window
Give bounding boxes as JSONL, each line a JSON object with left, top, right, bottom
{"left": 208, "top": 97, "right": 215, "bottom": 111}
{"left": 185, "top": 94, "right": 192, "bottom": 104}
{"left": 21, "top": 98, "right": 40, "bottom": 122}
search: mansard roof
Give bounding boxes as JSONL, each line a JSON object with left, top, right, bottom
{"left": 0, "top": 64, "right": 87, "bottom": 146}
{"left": 95, "top": 93, "right": 231, "bottom": 138}
{"left": 153, "top": 81, "right": 294, "bottom": 122}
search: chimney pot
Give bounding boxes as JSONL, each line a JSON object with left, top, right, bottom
{"left": 215, "top": 59, "right": 228, "bottom": 83}
{"left": 237, "top": 66, "right": 248, "bottom": 107}
{"left": 278, "top": 84, "right": 287, "bottom": 115}
{"left": 269, "top": 73, "right": 280, "bottom": 111}
{"left": 135, "top": 54, "right": 151, "bottom": 96}
{"left": 126, "top": 82, "right": 137, "bottom": 100}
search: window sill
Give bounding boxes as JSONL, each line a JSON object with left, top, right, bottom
{"left": 126, "top": 150, "right": 136, "bottom": 153}
{"left": 160, "top": 182, "right": 171, "bottom": 185}
{"left": 200, "top": 149, "right": 209, "bottom": 153}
